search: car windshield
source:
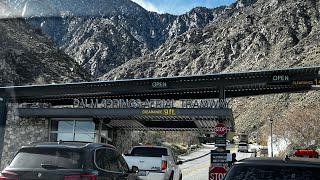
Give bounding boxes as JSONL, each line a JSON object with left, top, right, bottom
{"left": 9, "top": 148, "right": 83, "bottom": 169}
{"left": 225, "top": 165, "right": 320, "bottom": 180}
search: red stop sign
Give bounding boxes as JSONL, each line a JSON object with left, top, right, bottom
{"left": 209, "top": 166, "right": 227, "bottom": 180}
{"left": 214, "top": 123, "right": 227, "bottom": 136}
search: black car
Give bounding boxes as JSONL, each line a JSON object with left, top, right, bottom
{"left": 0, "top": 141, "right": 139, "bottom": 180}
{"left": 224, "top": 156, "right": 320, "bottom": 180}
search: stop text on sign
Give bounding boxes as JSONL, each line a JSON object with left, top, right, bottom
{"left": 209, "top": 173, "right": 225, "bottom": 180}
{"left": 214, "top": 123, "right": 227, "bottom": 136}
{"left": 209, "top": 166, "right": 227, "bottom": 180}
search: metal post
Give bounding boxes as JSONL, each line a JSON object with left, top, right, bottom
{"left": 218, "top": 86, "right": 225, "bottom": 100}
{"left": 270, "top": 119, "right": 273, "bottom": 157}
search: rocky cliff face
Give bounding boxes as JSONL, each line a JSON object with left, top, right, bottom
{"left": 0, "top": 5, "right": 92, "bottom": 86}
{"left": 4, "top": 0, "right": 256, "bottom": 77}
{"left": 100, "top": 0, "right": 320, "bottom": 135}
{"left": 101, "top": 0, "right": 319, "bottom": 79}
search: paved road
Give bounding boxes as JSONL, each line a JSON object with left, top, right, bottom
{"left": 179, "top": 144, "right": 252, "bottom": 180}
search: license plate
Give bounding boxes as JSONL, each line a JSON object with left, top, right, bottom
{"left": 138, "top": 171, "right": 147, "bottom": 176}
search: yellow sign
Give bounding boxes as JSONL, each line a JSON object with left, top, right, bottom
{"left": 164, "top": 109, "right": 175, "bottom": 116}
{"left": 142, "top": 109, "right": 176, "bottom": 116}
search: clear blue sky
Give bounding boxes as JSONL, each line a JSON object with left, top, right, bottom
{"left": 131, "top": 0, "right": 236, "bottom": 15}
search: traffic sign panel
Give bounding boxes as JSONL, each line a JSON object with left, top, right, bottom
{"left": 210, "top": 150, "right": 231, "bottom": 167}
{"left": 214, "top": 136, "right": 227, "bottom": 146}
{"left": 209, "top": 166, "right": 227, "bottom": 180}
{"left": 214, "top": 123, "right": 227, "bottom": 136}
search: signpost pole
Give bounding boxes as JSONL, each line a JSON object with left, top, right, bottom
{"left": 270, "top": 119, "right": 273, "bottom": 157}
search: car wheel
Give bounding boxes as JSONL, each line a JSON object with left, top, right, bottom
{"left": 169, "top": 172, "right": 174, "bottom": 180}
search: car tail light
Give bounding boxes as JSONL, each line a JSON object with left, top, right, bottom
{"left": 0, "top": 171, "right": 18, "bottom": 180}
{"left": 64, "top": 174, "right": 95, "bottom": 180}
{"left": 161, "top": 160, "right": 167, "bottom": 170}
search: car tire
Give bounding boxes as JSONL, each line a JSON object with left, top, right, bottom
{"left": 169, "top": 172, "right": 174, "bottom": 180}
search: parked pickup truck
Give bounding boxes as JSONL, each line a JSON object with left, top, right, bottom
{"left": 123, "top": 146, "right": 183, "bottom": 180}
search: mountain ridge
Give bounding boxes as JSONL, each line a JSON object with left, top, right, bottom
{"left": 5, "top": 0, "right": 256, "bottom": 77}
{"left": 97, "top": 0, "right": 320, "bottom": 143}
{"left": 100, "top": 0, "right": 320, "bottom": 80}
{"left": 0, "top": 12, "right": 92, "bottom": 86}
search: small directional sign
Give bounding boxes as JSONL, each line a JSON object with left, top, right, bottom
{"left": 214, "top": 136, "right": 227, "bottom": 147}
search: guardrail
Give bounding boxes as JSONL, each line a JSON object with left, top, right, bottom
{"left": 182, "top": 152, "right": 211, "bottom": 163}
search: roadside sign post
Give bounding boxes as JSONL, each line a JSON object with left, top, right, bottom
{"left": 214, "top": 123, "right": 228, "bottom": 151}
{"left": 209, "top": 123, "right": 230, "bottom": 180}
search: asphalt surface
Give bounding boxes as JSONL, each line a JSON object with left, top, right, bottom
{"left": 179, "top": 144, "right": 253, "bottom": 180}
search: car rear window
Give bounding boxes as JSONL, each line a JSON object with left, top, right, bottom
{"left": 239, "top": 144, "right": 248, "bottom": 146}
{"left": 225, "top": 165, "right": 320, "bottom": 180}
{"left": 130, "top": 147, "right": 168, "bottom": 157}
{"left": 9, "top": 148, "right": 83, "bottom": 169}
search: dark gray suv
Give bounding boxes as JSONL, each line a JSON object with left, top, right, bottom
{"left": 224, "top": 157, "right": 320, "bottom": 180}
{"left": 0, "top": 141, "right": 139, "bottom": 180}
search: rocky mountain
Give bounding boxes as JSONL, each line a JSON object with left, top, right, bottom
{"left": 4, "top": 0, "right": 256, "bottom": 77}
{"left": 0, "top": 3, "right": 92, "bottom": 86}
{"left": 101, "top": 0, "right": 319, "bottom": 79}
{"left": 2, "top": 0, "right": 319, "bottom": 149}
{"left": 100, "top": 0, "right": 320, "bottom": 141}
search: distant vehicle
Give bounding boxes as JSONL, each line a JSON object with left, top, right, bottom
{"left": 239, "top": 132, "right": 248, "bottom": 143}
{"left": 258, "top": 147, "right": 268, "bottom": 157}
{"left": 294, "top": 149, "right": 319, "bottom": 158}
{"left": 224, "top": 157, "right": 320, "bottom": 179}
{"left": 123, "top": 146, "right": 182, "bottom": 180}
{"left": 0, "top": 141, "right": 139, "bottom": 180}
{"left": 238, "top": 142, "right": 248, "bottom": 152}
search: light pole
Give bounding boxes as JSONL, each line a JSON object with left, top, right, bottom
{"left": 270, "top": 119, "right": 273, "bottom": 157}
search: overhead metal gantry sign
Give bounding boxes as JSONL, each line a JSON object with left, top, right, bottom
{"left": 0, "top": 66, "right": 319, "bottom": 131}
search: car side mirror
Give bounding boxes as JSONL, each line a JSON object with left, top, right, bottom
{"left": 130, "top": 166, "right": 139, "bottom": 173}
{"left": 176, "top": 161, "right": 183, "bottom": 165}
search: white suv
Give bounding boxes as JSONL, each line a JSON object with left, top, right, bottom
{"left": 124, "top": 146, "right": 183, "bottom": 180}
{"left": 238, "top": 142, "right": 248, "bottom": 152}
